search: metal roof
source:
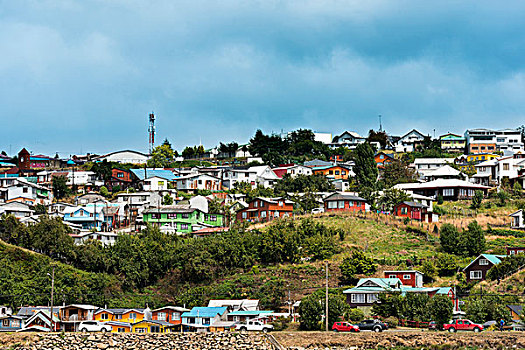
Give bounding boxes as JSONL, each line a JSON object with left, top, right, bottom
{"left": 130, "top": 169, "right": 176, "bottom": 181}
{"left": 182, "top": 307, "right": 228, "bottom": 318}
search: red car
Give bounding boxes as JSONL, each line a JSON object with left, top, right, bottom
{"left": 443, "top": 319, "right": 483, "bottom": 332}
{"left": 332, "top": 322, "right": 360, "bottom": 332}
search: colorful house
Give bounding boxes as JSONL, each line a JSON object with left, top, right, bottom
{"left": 439, "top": 133, "right": 466, "bottom": 153}
{"left": 21, "top": 310, "right": 60, "bottom": 332}
{"left": 0, "top": 315, "right": 24, "bottom": 332}
{"left": 59, "top": 305, "right": 98, "bottom": 332}
{"left": 143, "top": 206, "right": 224, "bottom": 235}
{"left": 311, "top": 165, "right": 354, "bottom": 180}
{"left": 463, "top": 254, "right": 507, "bottom": 283}
{"left": 374, "top": 152, "right": 396, "bottom": 169}
{"left": 132, "top": 320, "right": 172, "bottom": 333}
{"left": 384, "top": 270, "right": 424, "bottom": 288}
{"left": 106, "top": 321, "right": 132, "bottom": 333}
{"left": 226, "top": 310, "right": 273, "bottom": 323}
{"left": 94, "top": 308, "right": 149, "bottom": 323}
{"left": 181, "top": 307, "right": 230, "bottom": 332}
{"left": 63, "top": 206, "right": 105, "bottom": 231}
{"left": 392, "top": 201, "right": 436, "bottom": 222}
{"left": 108, "top": 168, "right": 133, "bottom": 190}
{"left": 323, "top": 193, "right": 367, "bottom": 212}
{"left": 151, "top": 306, "right": 189, "bottom": 326}
{"left": 236, "top": 197, "right": 294, "bottom": 223}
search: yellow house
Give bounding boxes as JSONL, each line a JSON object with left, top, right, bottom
{"left": 467, "top": 153, "right": 499, "bottom": 163}
{"left": 106, "top": 321, "right": 133, "bottom": 333}
{"left": 131, "top": 320, "right": 172, "bottom": 333}
{"left": 94, "top": 308, "right": 148, "bottom": 324}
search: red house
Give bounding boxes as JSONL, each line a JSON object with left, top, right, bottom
{"left": 374, "top": 152, "right": 396, "bottom": 169}
{"left": 393, "top": 201, "right": 435, "bottom": 222}
{"left": 107, "top": 168, "right": 133, "bottom": 190}
{"left": 151, "top": 306, "right": 189, "bottom": 326}
{"left": 384, "top": 270, "right": 424, "bottom": 288}
{"left": 236, "top": 197, "right": 294, "bottom": 223}
{"left": 323, "top": 193, "right": 367, "bottom": 212}
{"left": 507, "top": 247, "right": 525, "bottom": 255}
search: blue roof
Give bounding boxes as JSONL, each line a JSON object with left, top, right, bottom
{"left": 182, "top": 307, "right": 227, "bottom": 318}
{"left": 130, "top": 169, "right": 176, "bottom": 181}
{"left": 481, "top": 254, "right": 506, "bottom": 265}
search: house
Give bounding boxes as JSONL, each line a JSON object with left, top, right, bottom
{"left": 17, "top": 148, "right": 61, "bottom": 172}
{"left": 304, "top": 159, "right": 333, "bottom": 168}
{"left": 5, "top": 178, "right": 52, "bottom": 205}
{"left": 76, "top": 193, "right": 107, "bottom": 206}
{"left": 132, "top": 320, "right": 172, "bottom": 333}
{"left": 0, "top": 201, "right": 34, "bottom": 218}
{"left": 507, "top": 247, "right": 525, "bottom": 255}
{"left": 413, "top": 158, "right": 454, "bottom": 179}
{"left": 176, "top": 173, "right": 221, "bottom": 192}
{"left": 465, "top": 128, "right": 524, "bottom": 155}
{"left": 0, "top": 315, "right": 24, "bottom": 332}
{"left": 236, "top": 197, "right": 294, "bottom": 223}
{"left": 439, "top": 133, "right": 466, "bottom": 153}
{"left": 142, "top": 176, "right": 170, "bottom": 191}
{"left": 507, "top": 305, "right": 523, "bottom": 322}
{"left": 392, "top": 201, "right": 437, "bottom": 223}
{"left": 272, "top": 164, "right": 313, "bottom": 178}
{"left": 59, "top": 305, "right": 98, "bottom": 332}
{"left": 311, "top": 165, "right": 354, "bottom": 180}
{"left": 394, "top": 129, "right": 426, "bottom": 153}
{"left": 106, "top": 321, "right": 132, "bottom": 333}
{"left": 384, "top": 270, "right": 424, "bottom": 288}
{"left": 70, "top": 230, "right": 118, "bottom": 246}
{"left": 226, "top": 310, "right": 273, "bottom": 323}
{"left": 222, "top": 166, "right": 279, "bottom": 189}
{"left": 207, "top": 299, "right": 259, "bottom": 312}
{"left": 323, "top": 193, "right": 367, "bottom": 213}
{"left": 19, "top": 310, "right": 60, "bottom": 332}
{"left": 463, "top": 254, "right": 507, "bottom": 283}
{"left": 472, "top": 159, "right": 499, "bottom": 186}
{"left": 92, "top": 150, "right": 150, "bottom": 164}
{"left": 143, "top": 203, "right": 224, "bottom": 234}
{"left": 151, "top": 306, "right": 189, "bottom": 326}
{"left": 329, "top": 131, "right": 366, "bottom": 149}
{"left": 49, "top": 202, "right": 76, "bottom": 215}
{"left": 63, "top": 206, "right": 105, "bottom": 231}
{"left": 94, "top": 308, "right": 150, "bottom": 323}
{"left": 107, "top": 168, "right": 133, "bottom": 190}
{"left": 424, "top": 165, "right": 465, "bottom": 182}
{"left": 394, "top": 179, "right": 490, "bottom": 200}
{"left": 374, "top": 152, "right": 396, "bottom": 169}
{"left": 509, "top": 210, "right": 524, "bottom": 229}
{"left": 181, "top": 307, "right": 229, "bottom": 332}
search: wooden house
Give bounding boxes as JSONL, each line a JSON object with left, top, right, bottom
{"left": 236, "top": 197, "right": 294, "bottom": 223}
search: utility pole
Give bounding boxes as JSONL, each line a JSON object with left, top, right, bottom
{"left": 49, "top": 265, "right": 55, "bottom": 332}
{"left": 287, "top": 287, "right": 291, "bottom": 317}
{"left": 325, "top": 260, "right": 329, "bottom": 332}
{"left": 378, "top": 115, "right": 382, "bottom": 132}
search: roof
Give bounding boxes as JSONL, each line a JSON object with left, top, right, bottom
{"left": 463, "top": 254, "right": 507, "bottom": 271}
{"left": 208, "top": 299, "right": 259, "bottom": 311}
{"left": 507, "top": 305, "right": 523, "bottom": 316}
{"left": 227, "top": 310, "right": 273, "bottom": 316}
{"left": 94, "top": 308, "right": 145, "bottom": 315}
{"left": 133, "top": 320, "right": 172, "bottom": 326}
{"left": 383, "top": 270, "right": 424, "bottom": 275}
{"left": 396, "top": 201, "right": 428, "bottom": 208}
{"left": 152, "top": 306, "right": 190, "bottom": 313}
{"left": 429, "top": 165, "right": 462, "bottom": 177}
{"left": 130, "top": 169, "right": 176, "bottom": 181}
{"left": 394, "top": 179, "right": 490, "bottom": 191}
{"left": 323, "top": 193, "right": 366, "bottom": 202}
{"left": 343, "top": 278, "right": 402, "bottom": 294}
{"left": 182, "top": 307, "right": 228, "bottom": 318}
{"left": 143, "top": 206, "right": 197, "bottom": 214}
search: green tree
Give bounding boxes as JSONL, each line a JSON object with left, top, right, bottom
{"left": 0, "top": 214, "right": 30, "bottom": 246}
{"left": 381, "top": 161, "right": 417, "bottom": 188}
{"left": 29, "top": 215, "right": 76, "bottom": 263}
{"left": 148, "top": 144, "right": 175, "bottom": 167}
{"left": 439, "top": 224, "right": 460, "bottom": 255}
{"left": 299, "top": 288, "right": 349, "bottom": 330}
{"left": 339, "top": 251, "right": 377, "bottom": 285}
{"left": 378, "top": 188, "right": 411, "bottom": 212}
{"left": 471, "top": 190, "right": 484, "bottom": 209}
{"left": 162, "top": 193, "right": 173, "bottom": 205}
{"left": 354, "top": 143, "right": 378, "bottom": 189}
{"left": 466, "top": 297, "right": 511, "bottom": 324}
{"left": 463, "top": 221, "right": 485, "bottom": 257}
{"left": 34, "top": 203, "right": 47, "bottom": 215}
{"left": 428, "top": 295, "right": 453, "bottom": 328}
{"left": 90, "top": 159, "right": 113, "bottom": 182}
{"left": 496, "top": 190, "right": 510, "bottom": 207}
{"left": 100, "top": 186, "right": 110, "bottom": 198}
{"left": 367, "top": 129, "right": 388, "bottom": 149}
{"left": 52, "top": 175, "right": 70, "bottom": 199}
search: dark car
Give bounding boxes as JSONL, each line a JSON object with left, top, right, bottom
{"left": 332, "top": 322, "right": 360, "bottom": 332}
{"left": 355, "top": 319, "right": 388, "bottom": 332}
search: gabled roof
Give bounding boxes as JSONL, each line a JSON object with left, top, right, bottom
{"left": 396, "top": 201, "right": 428, "bottom": 208}
{"left": 398, "top": 129, "right": 426, "bottom": 142}
{"left": 332, "top": 131, "right": 365, "bottom": 143}
{"left": 323, "top": 193, "right": 366, "bottom": 202}
{"left": 509, "top": 209, "right": 523, "bottom": 217}
{"left": 152, "top": 306, "right": 190, "bottom": 313}
{"left": 130, "top": 169, "right": 176, "bottom": 181}
{"left": 133, "top": 319, "right": 172, "bottom": 326}
{"left": 182, "top": 307, "right": 228, "bottom": 318}
{"left": 94, "top": 308, "right": 145, "bottom": 315}
{"left": 463, "top": 254, "right": 507, "bottom": 271}
{"left": 507, "top": 305, "right": 523, "bottom": 316}
{"left": 343, "top": 278, "right": 402, "bottom": 294}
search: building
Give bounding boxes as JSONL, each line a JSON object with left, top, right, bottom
{"left": 94, "top": 308, "right": 150, "bottom": 323}
{"left": 107, "top": 168, "right": 133, "bottom": 190}
{"left": 93, "top": 150, "right": 150, "bottom": 164}
{"left": 413, "top": 158, "right": 454, "bottom": 179}
{"left": 223, "top": 166, "right": 279, "bottom": 189}
{"left": 5, "top": 178, "right": 51, "bottom": 205}
{"left": 507, "top": 247, "right": 525, "bottom": 255}
{"left": 235, "top": 197, "right": 294, "bottom": 223}
{"left": 392, "top": 201, "right": 437, "bottom": 223}
{"left": 151, "top": 306, "right": 189, "bottom": 326}
{"left": 207, "top": 299, "right": 259, "bottom": 311}
{"left": 323, "top": 193, "right": 367, "bottom": 212}
{"left": 394, "top": 179, "right": 490, "bottom": 200}
{"left": 374, "top": 152, "right": 396, "bottom": 169}
{"left": 181, "top": 307, "right": 230, "bottom": 332}
{"left": 507, "top": 305, "right": 523, "bottom": 322}
{"left": 509, "top": 210, "right": 524, "bottom": 229}
{"left": 0, "top": 315, "right": 24, "bottom": 332}
{"left": 463, "top": 254, "right": 507, "bottom": 283}
{"left": 272, "top": 164, "right": 313, "bottom": 178}
{"left": 329, "top": 131, "right": 366, "bottom": 149}
{"left": 143, "top": 206, "right": 224, "bottom": 235}
{"left": 63, "top": 206, "right": 105, "bottom": 231}
{"left": 384, "top": 270, "right": 424, "bottom": 288}
{"left": 439, "top": 133, "right": 466, "bottom": 153}
{"left": 176, "top": 173, "right": 222, "bottom": 192}
{"left": 70, "top": 230, "right": 118, "bottom": 246}
{"left": 311, "top": 165, "right": 354, "bottom": 180}
{"left": 0, "top": 201, "right": 34, "bottom": 218}
{"left": 465, "top": 128, "right": 524, "bottom": 155}
{"left": 59, "top": 305, "right": 98, "bottom": 332}
{"left": 394, "top": 129, "right": 426, "bottom": 153}
{"left": 226, "top": 310, "right": 273, "bottom": 323}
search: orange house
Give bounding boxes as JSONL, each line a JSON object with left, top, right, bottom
{"left": 312, "top": 165, "right": 353, "bottom": 180}
{"left": 151, "top": 306, "right": 189, "bottom": 326}
{"left": 236, "top": 197, "right": 294, "bottom": 222}
{"left": 94, "top": 308, "right": 148, "bottom": 324}
{"left": 374, "top": 152, "right": 395, "bottom": 169}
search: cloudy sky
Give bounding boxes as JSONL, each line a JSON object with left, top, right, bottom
{"left": 2, "top": 0, "right": 525, "bottom": 156}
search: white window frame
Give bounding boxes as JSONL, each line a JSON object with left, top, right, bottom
{"left": 470, "top": 270, "right": 483, "bottom": 280}
{"left": 403, "top": 274, "right": 411, "bottom": 280}
{"left": 351, "top": 294, "right": 366, "bottom": 304}
{"left": 479, "top": 259, "right": 489, "bottom": 266}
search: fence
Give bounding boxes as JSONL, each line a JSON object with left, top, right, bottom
{"left": 399, "top": 319, "right": 430, "bottom": 328}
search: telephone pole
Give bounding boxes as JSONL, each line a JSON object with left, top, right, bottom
{"left": 325, "top": 260, "right": 329, "bottom": 332}
{"left": 49, "top": 265, "right": 55, "bottom": 332}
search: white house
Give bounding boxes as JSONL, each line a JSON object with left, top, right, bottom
{"left": 93, "top": 150, "right": 150, "bottom": 164}
{"left": 143, "top": 176, "right": 170, "bottom": 191}
{"left": 223, "top": 166, "right": 279, "bottom": 189}
{"left": 329, "top": 131, "right": 366, "bottom": 149}
{"left": 510, "top": 210, "right": 524, "bottom": 229}
{"left": 6, "top": 178, "right": 52, "bottom": 205}
{"left": 176, "top": 174, "right": 222, "bottom": 192}
{"left": 395, "top": 129, "right": 426, "bottom": 153}
{"left": 70, "top": 230, "right": 118, "bottom": 246}
{"left": 0, "top": 202, "right": 34, "bottom": 218}
{"left": 272, "top": 165, "right": 313, "bottom": 178}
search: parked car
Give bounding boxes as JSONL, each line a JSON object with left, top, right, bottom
{"left": 355, "top": 319, "right": 388, "bottom": 332}
{"left": 78, "top": 321, "right": 112, "bottom": 333}
{"left": 428, "top": 321, "right": 438, "bottom": 331}
{"left": 235, "top": 320, "right": 273, "bottom": 333}
{"left": 443, "top": 319, "right": 483, "bottom": 333}
{"left": 311, "top": 207, "right": 325, "bottom": 214}
{"left": 332, "top": 322, "right": 360, "bottom": 332}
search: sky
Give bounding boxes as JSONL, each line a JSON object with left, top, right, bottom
{"left": 2, "top": 0, "right": 525, "bottom": 157}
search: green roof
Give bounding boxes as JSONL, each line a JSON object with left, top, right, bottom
{"left": 482, "top": 254, "right": 507, "bottom": 265}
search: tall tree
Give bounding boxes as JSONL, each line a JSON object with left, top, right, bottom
{"left": 148, "top": 144, "right": 175, "bottom": 167}
{"left": 367, "top": 129, "right": 388, "bottom": 149}
{"left": 354, "top": 143, "right": 378, "bottom": 189}
{"left": 381, "top": 160, "right": 417, "bottom": 188}
{"left": 52, "top": 175, "right": 70, "bottom": 199}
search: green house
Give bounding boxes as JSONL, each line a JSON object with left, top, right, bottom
{"left": 143, "top": 206, "right": 224, "bottom": 234}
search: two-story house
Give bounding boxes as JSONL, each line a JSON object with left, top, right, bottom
{"left": 329, "top": 131, "right": 366, "bottom": 149}
{"left": 143, "top": 205, "right": 224, "bottom": 235}
{"left": 323, "top": 193, "right": 367, "bottom": 213}
{"left": 463, "top": 254, "right": 507, "bottom": 283}
{"left": 151, "top": 306, "right": 189, "bottom": 327}
{"left": 311, "top": 165, "right": 354, "bottom": 180}
{"left": 181, "top": 307, "right": 229, "bottom": 332}
{"left": 439, "top": 133, "right": 466, "bottom": 153}
{"left": 63, "top": 206, "right": 105, "bottom": 231}
{"left": 236, "top": 197, "right": 294, "bottom": 223}
{"left": 384, "top": 270, "right": 424, "bottom": 288}
{"left": 176, "top": 173, "right": 222, "bottom": 192}
{"left": 394, "top": 129, "right": 426, "bottom": 153}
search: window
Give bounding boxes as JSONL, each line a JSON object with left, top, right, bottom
{"left": 129, "top": 313, "right": 137, "bottom": 320}
{"left": 181, "top": 213, "right": 189, "bottom": 219}
{"left": 172, "top": 312, "right": 180, "bottom": 321}
{"left": 181, "top": 224, "right": 188, "bottom": 230}
{"left": 117, "top": 327, "right": 126, "bottom": 332}
{"left": 335, "top": 170, "right": 340, "bottom": 175}
{"left": 198, "top": 180, "right": 202, "bottom": 185}
{"left": 470, "top": 271, "right": 482, "bottom": 280}
{"left": 327, "top": 201, "right": 337, "bottom": 209}
{"left": 368, "top": 294, "right": 378, "bottom": 303}
{"left": 151, "top": 213, "right": 160, "bottom": 219}
{"left": 158, "top": 181, "right": 164, "bottom": 187}
{"left": 401, "top": 207, "right": 407, "bottom": 215}
{"left": 136, "top": 328, "right": 146, "bottom": 333}
{"left": 202, "top": 318, "right": 211, "bottom": 325}
{"left": 157, "top": 312, "right": 167, "bottom": 321}
{"left": 351, "top": 294, "right": 366, "bottom": 303}
{"left": 117, "top": 173, "right": 124, "bottom": 178}
{"left": 210, "top": 215, "right": 217, "bottom": 222}
{"left": 23, "top": 187, "right": 28, "bottom": 193}
{"left": 261, "top": 211, "right": 267, "bottom": 218}
{"left": 167, "top": 213, "right": 176, "bottom": 219}
{"left": 150, "top": 326, "right": 160, "bottom": 333}
{"left": 380, "top": 155, "right": 384, "bottom": 159}
{"left": 254, "top": 201, "right": 258, "bottom": 208}
{"left": 11, "top": 320, "right": 19, "bottom": 327}
{"left": 242, "top": 212, "right": 247, "bottom": 219}
{"left": 115, "top": 314, "right": 122, "bottom": 320}
{"left": 479, "top": 259, "right": 489, "bottom": 265}
{"left": 388, "top": 274, "right": 396, "bottom": 279}
{"left": 443, "top": 188, "right": 454, "bottom": 197}
{"left": 510, "top": 250, "right": 515, "bottom": 255}
{"left": 342, "top": 171, "right": 346, "bottom": 175}
{"left": 503, "top": 163, "right": 510, "bottom": 171}
{"left": 101, "top": 313, "right": 109, "bottom": 320}
{"left": 2, "top": 319, "right": 8, "bottom": 327}
{"left": 403, "top": 274, "right": 411, "bottom": 280}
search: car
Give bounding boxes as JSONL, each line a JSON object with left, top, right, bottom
{"left": 355, "top": 319, "right": 388, "bottom": 332}
{"left": 443, "top": 319, "right": 483, "bottom": 333}
{"left": 235, "top": 320, "right": 274, "bottom": 333}
{"left": 428, "top": 321, "right": 438, "bottom": 331}
{"left": 78, "top": 321, "right": 112, "bottom": 333}
{"left": 332, "top": 322, "right": 360, "bottom": 332}
{"left": 311, "top": 207, "right": 325, "bottom": 214}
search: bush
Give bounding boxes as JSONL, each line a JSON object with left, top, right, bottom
{"left": 100, "top": 186, "right": 109, "bottom": 198}
{"left": 437, "top": 195, "right": 444, "bottom": 205}
{"left": 403, "top": 217, "right": 410, "bottom": 225}
{"left": 471, "top": 190, "right": 484, "bottom": 209}
{"left": 270, "top": 316, "right": 291, "bottom": 331}
{"left": 384, "top": 316, "right": 398, "bottom": 328}
{"left": 348, "top": 308, "right": 364, "bottom": 323}
{"left": 339, "top": 251, "right": 377, "bottom": 285}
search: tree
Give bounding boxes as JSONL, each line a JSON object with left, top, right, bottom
{"left": 273, "top": 174, "right": 335, "bottom": 196}
{"left": 428, "top": 295, "right": 453, "bottom": 328}
{"left": 496, "top": 190, "right": 510, "bottom": 207}
{"left": 381, "top": 161, "right": 417, "bottom": 188}
{"left": 100, "top": 186, "right": 110, "bottom": 198}
{"left": 162, "top": 138, "right": 172, "bottom": 149}
{"left": 378, "top": 188, "right": 411, "bottom": 212}
{"left": 90, "top": 159, "right": 113, "bottom": 183}
{"left": 182, "top": 146, "right": 195, "bottom": 159}
{"left": 299, "top": 288, "right": 350, "bottom": 330}
{"left": 34, "top": 204, "right": 47, "bottom": 215}
{"left": 219, "top": 142, "right": 239, "bottom": 158}
{"left": 162, "top": 193, "right": 173, "bottom": 205}
{"left": 466, "top": 297, "right": 511, "bottom": 324}
{"left": 148, "top": 144, "right": 175, "bottom": 167}
{"left": 29, "top": 215, "right": 76, "bottom": 263}
{"left": 354, "top": 143, "right": 378, "bottom": 189}
{"left": 463, "top": 221, "right": 485, "bottom": 257}
{"left": 52, "top": 175, "right": 70, "bottom": 199}
{"left": 0, "top": 214, "right": 30, "bottom": 246}
{"left": 471, "top": 190, "right": 484, "bottom": 209}
{"left": 339, "top": 251, "right": 377, "bottom": 285}
{"left": 439, "top": 224, "right": 460, "bottom": 255}
{"left": 367, "top": 129, "right": 388, "bottom": 149}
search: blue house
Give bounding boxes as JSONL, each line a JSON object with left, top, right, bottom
{"left": 0, "top": 315, "right": 24, "bottom": 331}
{"left": 181, "top": 307, "right": 229, "bottom": 332}
{"left": 63, "top": 206, "right": 104, "bottom": 231}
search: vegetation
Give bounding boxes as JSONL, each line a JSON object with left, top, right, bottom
{"left": 439, "top": 221, "right": 485, "bottom": 257}
{"left": 339, "top": 251, "right": 377, "bottom": 285}
{"left": 52, "top": 175, "right": 70, "bottom": 199}
{"left": 299, "top": 288, "right": 349, "bottom": 330}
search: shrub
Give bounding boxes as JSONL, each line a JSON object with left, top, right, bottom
{"left": 384, "top": 316, "right": 398, "bottom": 328}
{"left": 270, "top": 316, "right": 291, "bottom": 331}
{"left": 437, "top": 195, "right": 444, "bottom": 205}
{"left": 471, "top": 190, "right": 483, "bottom": 209}
{"left": 403, "top": 217, "right": 410, "bottom": 225}
{"left": 348, "top": 308, "right": 364, "bottom": 323}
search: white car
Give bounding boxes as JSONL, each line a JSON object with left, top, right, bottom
{"left": 78, "top": 321, "right": 112, "bottom": 332}
{"left": 235, "top": 320, "right": 273, "bottom": 333}
{"left": 311, "top": 207, "right": 325, "bottom": 214}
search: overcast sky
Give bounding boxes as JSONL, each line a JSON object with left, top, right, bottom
{"left": 2, "top": 0, "right": 525, "bottom": 156}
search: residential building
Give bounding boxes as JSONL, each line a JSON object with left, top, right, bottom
{"left": 507, "top": 247, "right": 525, "bottom": 255}
{"left": 304, "top": 159, "right": 333, "bottom": 167}
{"left": 142, "top": 176, "right": 170, "bottom": 191}
{"left": 0, "top": 315, "right": 24, "bottom": 332}
{"left": 313, "top": 132, "right": 333, "bottom": 144}
{"left": 94, "top": 308, "right": 150, "bottom": 323}
{"left": 63, "top": 206, "right": 105, "bottom": 231}
{"left": 132, "top": 320, "right": 172, "bottom": 333}
{"left": 181, "top": 307, "right": 230, "bottom": 332}
{"left": 509, "top": 210, "right": 524, "bottom": 229}
{"left": 151, "top": 306, "right": 189, "bottom": 326}
{"left": 207, "top": 300, "right": 259, "bottom": 311}
{"left": 92, "top": 150, "right": 150, "bottom": 164}
{"left": 323, "top": 193, "right": 367, "bottom": 212}
{"left": 394, "top": 179, "right": 490, "bottom": 200}
{"left": 439, "top": 133, "right": 466, "bottom": 153}
{"left": 76, "top": 193, "right": 107, "bottom": 206}
{"left": 472, "top": 158, "right": 499, "bottom": 186}
{"left": 413, "top": 158, "right": 454, "bottom": 179}
{"left": 272, "top": 164, "right": 313, "bottom": 178}
{"left": 311, "top": 165, "right": 354, "bottom": 180}
{"left": 0, "top": 201, "right": 34, "bottom": 218}
{"left": 384, "top": 270, "right": 424, "bottom": 288}
{"left": 236, "top": 197, "right": 294, "bottom": 223}
{"left": 70, "top": 230, "right": 118, "bottom": 246}
{"left": 176, "top": 173, "right": 222, "bottom": 192}
{"left": 392, "top": 201, "right": 437, "bottom": 223}
{"left": 394, "top": 129, "right": 426, "bottom": 153}
{"left": 143, "top": 206, "right": 224, "bottom": 235}
{"left": 106, "top": 321, "right": 132, "bottom": 333}
{"left": 423, "top": 165, "right": 465, "bottom": 182}
{"left": 374, "top": 152, "right": 396, "bottom": 169}
{"left": 5, "top": 178, "right": 51, "bottom": 205}
{"left": 107, "top": 168, "right": 133, "bottom": 190}
{"left": 59, "top": 305, "right": 98, "bottom": 332}
{"left": 507, "top": 305, "right": 523, "bottom": 322}
{"left": 223, "top": 166, "right": 279, "bottom": 189}
{"left": 465, "top": 128, "right": 524, "bottom": 155}
{"left": 463, "top": 254, "right": 507, "bottom": 283}
{"left": 226, "top": 310, "right": 273, "bottom": 323}
{"left": 17, "top": 148, "right": 62, "bottom": 172}
{"left": 19, "top": 310, "right": 60, "bottom": 332}
{"left": 329, "top": 131, "right": 366, "bottom": 149}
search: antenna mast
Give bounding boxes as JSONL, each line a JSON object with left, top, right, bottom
{"left": 148, "top": 112, "right": 156, "bottom": 154}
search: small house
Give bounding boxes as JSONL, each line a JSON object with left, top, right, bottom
{"left": 181, "top": 307, "right": 229, "bottom": 332}
{"left": 463, "top": 254, "right": 507, "bottom": 283}
{"left": 509, "top": 210, "right": 524, "bottom": 229}
{"left": 131, "top": 320, "right": 172, "bottom": 333}
{"left": 392, "top": 201, "right": 437, "bottom": 223}
{"left": 151, "top": 306, "right": 189, "bottom": 326}
{"left": 384, "top": 270, "right": 424, "bottom": 288}
{"left": 323, "top": 193, "right": 367, "bottom": 213}
{"left": 0, "top": 315, "right": 24, "bottom": 332}
{"left": 236, "top": 197, "right": 294, "bottom": 223}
